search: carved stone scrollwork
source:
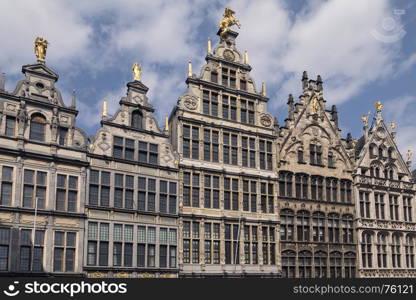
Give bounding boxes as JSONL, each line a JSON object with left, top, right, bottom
{"left": 260, "top": 113, "right": 272, "bottom": 127}
{"left": 182, "top": 95, "right": 199, "bottom": 111}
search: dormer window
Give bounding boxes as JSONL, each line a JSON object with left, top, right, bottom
{"left": 58, "top": 127, "right": 68, "bottom": 146}
{"left": 131, "top": 110, "right": 143, "bottom": 129}
{"left": 210, "top": 72, "right": 218, "bottom": 83}
{"left": 221, "top": 68, "right": 236, "bottom": 88}
{"left": 30, "top": 113, "right": 46, "bottom": 142}
{"left": 240, "top": 79, "right": 247, "bottom": 91}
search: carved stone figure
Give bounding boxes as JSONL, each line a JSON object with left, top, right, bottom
{"left": 17, "top": 101, "right": 27, "bottom": 136}
{"left": 51, "top": 107, "right": 59, "bottom": 142}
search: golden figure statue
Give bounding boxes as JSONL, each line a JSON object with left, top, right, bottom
{"left": 132, "top": 62, "right": 142, "bottom": 81}
{"left": 390, "top": 121, "right": 396, "bottom": 130}
{"left": 218, "top": 8, "right": 241, "bottom": 38}
{"left": 310, "top": 96, "right": 319, "bottom": 114}
{"left": 34, "top": 37, "right": 48, "bottom": 62}
{"left": 375, "top": 101, "right": 383, "bottom": 112}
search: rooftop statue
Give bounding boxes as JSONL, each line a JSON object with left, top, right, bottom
{"left": 34, "top": 37, "right": 48, "bottom": 62}
{"left": 218, "top": 8, "right": 241, "bottom": 39}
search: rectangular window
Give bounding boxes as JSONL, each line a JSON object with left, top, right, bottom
{"left": 89, "top": 170, "right": 110, "bottom": 207}
{"left": 0, "top": 228, "right": 10, "bottom": 271}
{"left": 259, "top": 140, "right": 272, "bottom": 170}
{"left": 225, "top": 223, "right": 241, "bottom": 264}
{"left": 389, "top": 195, "right": 399, "bottom": 221}
{"left": 404, "top": 196, "right": 413, "bottom": 222}
{"left": 0, "top": 166, "right": 13, "bottom": 206}
{"left": 204, "top": 175, "right": 220, "bottom": 209}
{"left": 182, "top": 125, "right": 199, "bottom": 159}
{"left": 375, "top": 193, "right": 385, "bottom": 220}
{"left": 203, "top": 129, "right": 219, "bottom": 162}
{"left": 113, "top": 136, "right": 135, "bottom": 161}
{"left": 359, "top": 191, "right": 371, "bottom": 218}
{"left": 202, "top": 90, "right": 218, "bottom": 117}
{"left": 23, "top": 169, "right": 47, "bottom": 209}
{"left": 19, "top": 229, "right": 44, "bottom": 272}
{"left": 58, "top": 127, "right": 68, "bottom": 146}
{"left": 138, "top": 141, "right": 158, "bottom": 164}
{"left": 5, "top": 116, "right": 15, "bottom": 136}
{"left": 53, "top": 231, "right": 76, "bottom": 272}
{"left": 56, "top": 174, "right": 78, "bottom": 212}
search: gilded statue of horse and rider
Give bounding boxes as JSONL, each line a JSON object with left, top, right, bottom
{"left": 218, "top": 8, "right": 241, "bottom": 40}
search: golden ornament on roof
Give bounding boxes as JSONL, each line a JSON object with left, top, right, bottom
{"left": 375, "top": 101, "right": 383, "bottom": 112}
{"left": 218, "top": 8, "right": 241, "bottom": 37}
{"left": 34, "top": 37, "right": 48, "bottom": 62}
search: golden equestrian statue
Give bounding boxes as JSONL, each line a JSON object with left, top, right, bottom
{"left": 132, "top": 62, "right": 142, "bottom": 81}
{"left": 34, "top": 37, "right": 48, "bottom": 62}
{"left": 218, "top": 8, "right": 241, "bottom": 38}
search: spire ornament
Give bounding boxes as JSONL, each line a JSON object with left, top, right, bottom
{"left": 261, "top": 82, "right": 266, "bottom": 97}
{"left": 188, "top": 61, "right": 192, "bottom": 77}
{"left": 244, "top": 50, "right": 248, "bottom": 64}
{"left": 207, "top": 38, "right": 212, "bottom": 54}
{"left": 165, "top": 115, "right": 169, "bottom": 131}
{"left": 132, "top": 62, "right": 142, "bottom": 81}
{"left": 34, "top": 37, "right": 48, "bottom": 62}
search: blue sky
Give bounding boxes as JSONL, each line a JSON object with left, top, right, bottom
{"left": 1, "top": 0, "right": 415, "bottom": 167}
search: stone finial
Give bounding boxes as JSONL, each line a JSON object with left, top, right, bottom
{"left": 102, "top": 99, "right": 107, "bottom": 119}
{"left": 261, "top": 82, "right": 266, "bottom": 97}
{"left": 302, "top": 71, "right": 308, "bottom": 89}
{"left": 207, "top": 38, "right": 212, "bottom": 54}
{"left": 0, "top": 73, "right": 5, "bottom": 91}
{"left": 244, "top": 50, "right": 248, "bottom": 64}
{"left": 287, "top": 94, "right": 294, "bottom": 120}
{"left": 188, "top": 60, "right": 192, "bottom": 77}
{"left": 71, "top": 89, "right": 76, "bottom": 108}
{"left": 407, "top": 150, "right": 413, "bottom": 168}
{"left": 165, "top": 115, "right": 169, "bottom": 131}
{"left": 331, "top": 104, "right": 338, "bottom": 127}
{"left": 316, "top": 75, "right": 323, "bottom": 91}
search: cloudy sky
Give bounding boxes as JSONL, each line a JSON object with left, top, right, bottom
{"left": 1, "top": 0, "right": 415, "bottom": 167}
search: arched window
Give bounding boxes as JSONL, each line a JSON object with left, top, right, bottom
{"left": 326, "top": 178, "right": 338, "bottom": 202}
{"left": 29, "top": 113, "right": 46, "bottom": 141}
{"left": 312, "top": 212, "right": 325, "bottom": 242}
{"left": 329, "top": 251, "right": 342, "bottom": 278}
{"left": 280, "top": 209, "right": 294, "bottom": 241}
{"left": 328, "top": 213, "right": 340, "bottom": 243}
{"left": 328, "top": 152, "right": 334, "bottom": 167}
{"left": 298, "top": 250, "right": 312, "bottom": 278}
{"left": 378, "top": 147, "right": 383, "bottom": 158}
{"left": 297, "top": 148, "right": 304, "bottom": 163}
{"left": 310, "top": 143, "right": 322, "bottom": 165}
{"left": 344, "top": 252, "right": 356, "bottom": 278}
{"left": 389, "top": 169, "right": 394, "bottom": 180}
{"left": 375, "top": 167, "right": 380, "bottom": 178}
{"left": 392, "top": 234, "right": 401, "bottom": 268}
{"left": 281, "top": 250, "right": 296, "bottom": 278}
{"left": 361, "top": 232, "right": 373, "bottom": 268}
{"left": 311, "top": 176, "right": 323, "bottom": 201}
{"left": 131, "top": 110, "right": 143, "bottom": 129}
{"left": 314, "top": 251, "right": 327, "bottom": 278}
{"left": 405, "top": 235, "right": 415, "bottom": 268}
{"left": 296, "top": 210, "right": 310, "bottom": 242}
{"left": 377, "top": 233, "right": 388, "bottom": 268}
{"left": 388, "top": 148, "right": 393, "bottom": 158}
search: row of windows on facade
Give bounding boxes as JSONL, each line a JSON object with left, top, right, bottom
{"left": 113, "top": 136, "right": 159, "bottom": 164}
{"left": 297, "top": 145, "right": 338, "bottom": 168}
{"left": 0, "top": 228, "right": 76, "bottom": 272}
{"left": 361, "top": 232, "right": 416, "bottom": 269}
{"left": 182, "top": 172, "right": 275, "bottom": 213}
{"left": 359, "top": 191, "right": 413, "bottom": 222}
{"left": 182, "top": 221, "right": 276, "bottom": 265}
{"left": 369, "top": 144, "right": 396, "bottom": 160}
{"left": 209, "top": 68, "right": 249, "bottom": 92}
{"left": 280, "top": 210, "right": 354, "bottom": 243}
{"left": 87, "top": 222, "right": 177, "bottom": 268}
{"left": 364, "top": 165, "right": 401, "bottom": 181}
{"left": 89, "top": 170, "right": 177, "bottom": 214}
{"left": 202, "top": 90, "right": 256, "bottom": 124}
{"left": 0, "top": 166, "right": 79, "bottom": 212}
{"left": 279, "top": 171, "right": 353, "bottom": 203}
{"left": 4, "top": 114, "right": 68, "bottom": 145}
{"left": 182, "top": 125, "right": 273, "bottom": 170}
{"left": 281, "top": 250, "right": 356, "bottom": 278}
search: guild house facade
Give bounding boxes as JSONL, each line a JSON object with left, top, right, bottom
{"left": 0, "top": 9, "right": 414, "bottom": 278}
